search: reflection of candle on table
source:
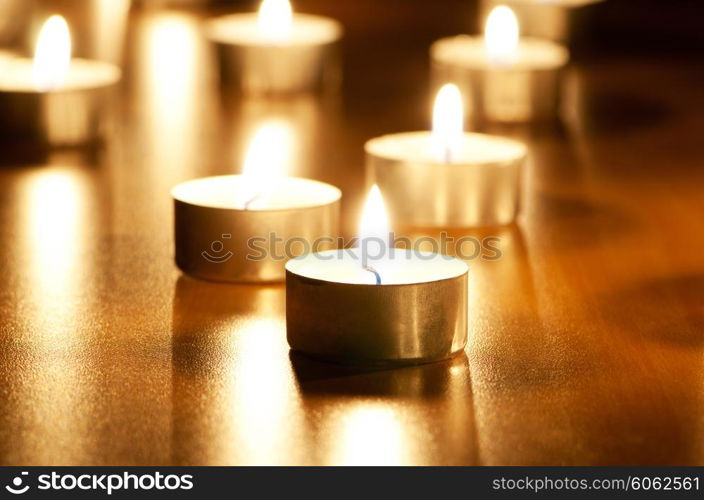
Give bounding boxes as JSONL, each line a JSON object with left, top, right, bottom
{"left": 205, "top": 0, "right": 342, "bottom": 94}
{"left": 0, "top": 15, "right": 121, "bottom": 145}
{"left": 366, "top": 84, "right": 527, "bottom": 228}
{"left": 173, "top": 121, "right": 341, "bottom": 283}
{"left": 286, "top": 186, "right": 468, "bottom": 365}
{"left": 431, "top": 6, "right": 568, "bottom": 124}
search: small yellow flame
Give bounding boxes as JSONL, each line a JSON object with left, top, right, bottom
{"left": 239, "top": 121, "right": 292, "bottom": 209}
{"left": 432, "top": 83, "right": 464, "bottom": 163}
{"left": 358, "top": 185, "right": 389, "bottom": 274}
{"left": 257, "top": 0, "right": 293, "bottom": 40}
{"left": 33, "top": 15, "right": 72, "bottom": 92}
{"left": 484, "top": 6, "right": 519, "bottom": 65}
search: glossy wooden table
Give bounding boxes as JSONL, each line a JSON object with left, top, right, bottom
{"left": 1, "top": 2, "right": 703, "bottom": 466}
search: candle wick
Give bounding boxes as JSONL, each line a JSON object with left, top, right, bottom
{"left": 444, "top": 144, "right": 452, "bottom": 164}
{"left": 243, "top": 193, "right": 263, "bottom": 210}
{"left": 363, "top": 265, "right": 382, "bottom": 285}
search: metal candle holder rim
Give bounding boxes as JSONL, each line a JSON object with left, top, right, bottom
{"left": 0, "top": 57, "right": 121, "bottom": 93}
{"left": 171, "top": 174, "right": 342, "bottom": 213}
{"left": 430, "top": 35, "right": 570, "bottom": 72}
{"left": 285, "top": 249, "right": 470, "bottom": 288}
{"left": 204, "top": 13, "right": 343, "bottom": 47}
{"left": 364, "top": 131, "right": 528, "bottom": 168}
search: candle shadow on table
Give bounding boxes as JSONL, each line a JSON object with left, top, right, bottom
{"left": 598, "top": 273, "right": 704, "bottom": 348}
{"left": 290, "top": 351, "right": 469, "bottom": 398}
{"left": 531, "top": 191, "right": 637, "bottom": 253}
{"left": 0, "top": 138, "right": 106, "bottom": 167}
{"left": 563, "top": 87, "right": 672, "bottom": 140}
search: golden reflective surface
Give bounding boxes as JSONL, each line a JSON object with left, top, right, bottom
{"left": 1, "top": 3, "right": 704, "bottom": 465}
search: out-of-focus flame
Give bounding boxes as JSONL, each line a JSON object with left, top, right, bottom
{"left": 33, "top": 15, "right": 71, "bottom": 92}
{"left": 239, "top": 120, "right": 292, "bottom": 209}
{"left": 432, "top": 83, "right": 464, "bottom": 163}
{"left": 257, "top": 0, "right": 293, "bottom": 40}
{"left": 484, "top": 5, "right": 519, "bottom": 66}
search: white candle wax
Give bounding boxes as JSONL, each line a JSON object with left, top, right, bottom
{"left": 367, "top": 131, "right": 526, "bottom": 166}
{"left": 287, "top": 248, "right": 468, "bottom": 285}
{"left": 205, "top": 13, "right": 341, "bottom": 47}
{"left": 0, "top": 54, "right": 120, "bottom": 92}
{"left": 171, "top": 174, "right": 341, "bottom": 211}
{"left": 432, "top": 35, "right": 568, "bottom": 73}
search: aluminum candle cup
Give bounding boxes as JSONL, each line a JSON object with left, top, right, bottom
{"left": 0, "top": 55, "right": 120, "bottom": 145}
{"left": 286, "top": 249, "right": 468, "bottom": 365}
{"left": 479, "top": 0, "right": 603, "bottom": 43}
{"left": 173, "top": 175, "right": 341, "bottom": 283}
{"left": 431, "top": 36, "right": 568, "bottom": 124}
{"left": 32, "top": 0, "right": 132, "bottom": 64}
{"left": 205, "top": 13, "right": 342, "bottom": 94}
{"left": 366, "top": 132, "right": 527, "bottom": 228}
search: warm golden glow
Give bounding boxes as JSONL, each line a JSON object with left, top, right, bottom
{"left": 140, "top": 14, "right": 202, "bottom": 182}
{"left": 257, "top": 0, "right": 293, "bottom": 40}
{"left": 33, "top": 15, "right": 72, "bottom": 92}
{"left": 484, "top": 5, "right": 519, "bottom": 65}
{"left": 432, "top": 83, "right": 464, "bottom": 163}
{"left": 334, "top": 405, "right": 405, "bottom": 465}
{"left": 231, "top": 314, "right": 298, "bottom": 464}
{"left": 240, "top": 120, "right": 293, "bottom": 209}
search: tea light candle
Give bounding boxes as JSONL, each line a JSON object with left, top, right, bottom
{"left": 431, "top": 6, "right": 568, "bottom": 124}
{"left": 173, "top": 122, "right": 341, "bottom": 283}
{"left": 479, "top": 0, "right": 603, "bottom": 43}
{"left": 286, "top": 186, "right": 468, "bottom": 365}
{"left": 0, "top": 15, "right": 121, "bottom": 145}
{"left": 205, "top": 0, "right": 342, "bottom": 94}
{"left": 366, "top": 84, "right": 527, "bottom": 228}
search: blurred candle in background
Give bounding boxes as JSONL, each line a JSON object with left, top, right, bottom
{"left": 31, "top": 0, "right": 132, "bottom": 65}
{"left": 205, "top": 0, "right": 343, "bottom": 94}
{"left": 478, "top": 0, "right": 604, "bottom": 45}
{"left": 0, "top": 14, "right": 121, "bottom": 145}
{"left": 431, "top": 5, "right": 568, "bottom": 124}
{"left": 365, "top": 84, "right": 527, "bottom": 228}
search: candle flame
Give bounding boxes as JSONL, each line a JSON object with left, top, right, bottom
{"left": 258, "top": 0, "right": 293, "bottom": 40}
{"left": 239, "top": 121, "right": 292, "bottom": 209}
{"left": 33, "top": 15, "right": 72, "bottom": 92}
{"left": 358, "top": 185, "right": 389, "bottom": 282}
{"left": 431, "top": 83, "right": 464, "bottom": 163}
{"left": 484, "top": 5, "right": 519, "bottom": 66}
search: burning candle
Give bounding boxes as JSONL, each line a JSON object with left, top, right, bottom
{"left": 430, "top": 5, "right": 568, "bottom": 124}
{"left": 204, "top": 0, "right": 342, "bottom": 94}
{"left": 286, "top": 186, "right": 468, "bottom": 365}
{"left": 366, "top": 84, "right": 527, "bottom": 228}
{"left": 479, "top": 0, "right": 603, "bottom": 43}
{"left": 172, "top": 121, "right": 341, "bottom": 283}
{"left": 0, "top": 15, "right": 121, "bottom": 145}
